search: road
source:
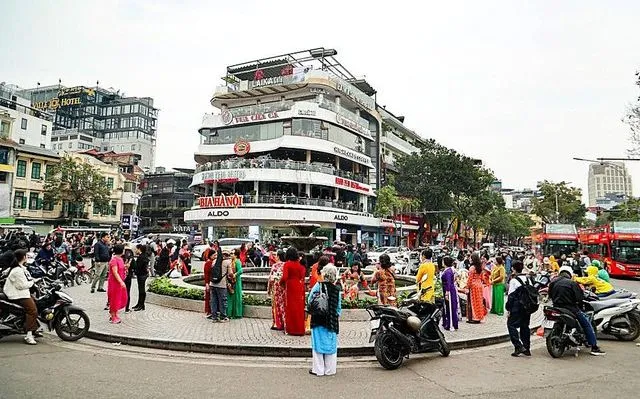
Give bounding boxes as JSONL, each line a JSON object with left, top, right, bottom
{"left": 1, "top": 331, "right": 639, "bottom": 399}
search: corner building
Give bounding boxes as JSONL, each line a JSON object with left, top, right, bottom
{"left": 185, "top": 48, "right": 385, "bottom": 244}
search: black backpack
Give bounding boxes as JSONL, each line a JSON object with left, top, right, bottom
{"left": 210, "top": 254, "right": 224, "bottom": 284}
{"left": 514, "top": 276, "right": 539, "bottom": 314}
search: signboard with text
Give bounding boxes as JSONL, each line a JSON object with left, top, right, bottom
{"left": 198, "top": 194, "right": 244, "bottom": 208}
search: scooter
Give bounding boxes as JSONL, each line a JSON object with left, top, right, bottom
{"left": 543, "top": 291, "right": 640, "bottom": 358}
{"left": 367, "top": 287, "right": 449, "bottom": 370}
{"left": 0, "top": 279, "right": 90, "bottom": 342}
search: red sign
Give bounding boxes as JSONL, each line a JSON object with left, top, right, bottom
{"left": 204, "top": 178, "right": 239, "bottom": 184}
{"left": 335, "top": 177, "right": 369, "bottom": 193}
{"left": 233, "top": 140, "right": 251, "bottom": 156}
{"left": 198, "top": 194, "right": 244, "bottom": 209}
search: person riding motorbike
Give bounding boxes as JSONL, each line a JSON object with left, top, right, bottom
{"left": 574, "top": 264, "right": 615, "bottom": 297}
{"left": 1, "top": 249, "right": 40, "bottom": 345}
{"left": 549, "top": 266, "right": 605, "bottom": 356}
{"left": 591, "top": 260, "right": 610, "bottom": 283}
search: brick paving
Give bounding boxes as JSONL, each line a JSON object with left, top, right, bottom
{"left": 63, "top": 281, "right": 542, "bottom": 351}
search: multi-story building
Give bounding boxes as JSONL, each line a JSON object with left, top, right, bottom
{"left": 588, "top": 162, "right": 633, "bottom": 207}
{"left": 0, "top": 83, "right": 53, "bottom": 148}
{"left": 11, "top": 145, "right": 62, "bottom": 232}
{"left": 378, "top": 107, "right": 423, "bottom": 185}
{"left": 19, "top": 83, "right": 158, "bottom": 171}
{"left": 502, "top": 187, "right": 540, "bottom": 213}
{"left": 0, "top": 138, "right": 17, "bottom": 222}
{"left": 139, "top": 167, "right": 195, "bottom": 233}
{"left": 186, "top": 48, "right": 412, "bottom": 245}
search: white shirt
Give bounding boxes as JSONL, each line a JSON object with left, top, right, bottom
{"left": 3, "top": 265, "right": 34, "bottom": 300}
{"left": 508, "top": 273, "right": 530, "bottom": 295}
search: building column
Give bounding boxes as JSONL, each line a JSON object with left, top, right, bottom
{"left": 306, "top": 184, "right": 311, "bottom": 197}
{"left": 306, "top": 150, "right": 311, "bottom": 164}
{"left": 254, "top": 181, "right": 259, "bottom": 203}
{"left": 335, "top": 156, "right": 340, "bottom": 169}
{"left": 334, "top": 187, "right": 339, "bottom": 201}
{"left": 212, "top": 182, "right": 217, "bottom": 196}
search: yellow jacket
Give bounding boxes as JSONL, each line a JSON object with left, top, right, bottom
{"left": 549, "top": 256, "right": 560, "bottom": 273}
{"left": 491, "top": 264, "right": 505, "bottom": 285}
{"left": 575, "top": 266, "right": 614, "bottom": 294}
{"left": 416, "top": 261, "right": 436, "bottom": 303}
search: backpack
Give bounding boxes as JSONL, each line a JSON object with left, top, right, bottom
{"left": 211, "top": 258, "right": 224, "bottom": 284}
{"left": 514, "top": 276, "right": 539, "bottom": 314}
{"left": 308, "top": 283, "right": 329, "bottom": 317}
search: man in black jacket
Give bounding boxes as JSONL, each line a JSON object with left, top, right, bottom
{"left": 132, "top": 244, "right": 150, "bottom": 311}
{"left": 549, "top": 266, "right": 605, "bottom": 356}
{"left": 90, "top": 233, "right": 111, "bottom": 293}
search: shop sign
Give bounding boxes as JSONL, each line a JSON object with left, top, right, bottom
{"left": 16, "top": 219, "right": 47, "bottom": 225}
{"left": 334, "top": 214, "right": 348, "bottom": 221}
{"left": 335, "top": 177, "right": 369, "bottom": 193}
{"left": 328, "top": 75, "right": 375, "bottom": 111}
{"left": 250, "top": 76, "right": 284, "bottom": 89}
{"left": 222, "top": 110, "right": 280, "bottom": 126}
{"left": 310, "top": 87, "right": 330, "bottom": 95}
{"left": 121, "top": 215, "right": 131, "bottom": 229}
{"left": 198, "top": 194, "right": 244, "bottom": 209}
{"left": 200, "top": 170, "right": 247, "bottom": 183}
{"left": 333, "top": 146, "right": 370, "bottom": 165}
{"left": 297, "top": 109, "right": 316, "bottom": 116}
{"left": 206, "top": 210, "right": 230, "bottom": 217}
{"left": 233, "top": 140, "right": 251, "bottom": 156}
{"left": 336, "top": 114, "right": 370, "bottom": 137}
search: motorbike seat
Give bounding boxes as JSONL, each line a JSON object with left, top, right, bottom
{"left": 0, "top": 292, "right": 7, "bottom": 301}
{"left": 590, "top": 298, "right": 630, "bottom": 312}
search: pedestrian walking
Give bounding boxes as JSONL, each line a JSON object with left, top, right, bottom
{"left": 132, "top": 244, "right": 149, "bottom": 311}
{"left": 90, "top": 233, "right": 111, "bottom": 293}
{"left": 308, "top": 264, "right": 342, "bottom": 377}
{"left": 506, "top": 260, "right": 532, "bottom": 356}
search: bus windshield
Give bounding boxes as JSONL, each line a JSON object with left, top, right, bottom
{"left": 613, "top": 240, "right": 640, "bottom": 265}
{"left": 544, "top": 239, "right": 578, "bottom": 257}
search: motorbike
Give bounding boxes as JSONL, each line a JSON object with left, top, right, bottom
{"left": 72, "top": 256, "right": 93, "bottom": 285}
{"left": 0, "top": 279, "right": 90, "bottom": 342}
{"left": 367, "top": 290, "right": 449, "bottom": 370}
{"left": 42, "top": 258, "right": 77, "bottom": 287}
{"left": 543, "top": 290, "right": 640, "bottom": 358}
{"left": 534, "top": 271, "right": 551, "bottom": 303}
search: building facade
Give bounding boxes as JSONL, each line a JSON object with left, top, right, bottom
{"left": 0, "top": 83, "right": 53, "bottom": 149}
{"left": 502, "top": 188, "right": 540, "bottom": 213}
{"left": 588, "top": 162, "right": 633, "bottom": 207}
{"left": 139, "top": 167, "right": 195, "bottom": 233}
{"left": 19, "top": 83, "right": 158, "bottom": 171}
{"left": 0, "top": 139, "right": 17, "bottom": 222}
{"left": 184, "top": 48, "right": 422, "bottom": 246}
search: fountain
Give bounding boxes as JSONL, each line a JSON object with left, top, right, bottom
{"left": 280, "top": 221, "right": 328, "bottom": 254}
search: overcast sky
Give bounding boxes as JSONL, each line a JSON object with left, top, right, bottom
{"left": 3, "top": 0, "right": 640, "bottom": 203}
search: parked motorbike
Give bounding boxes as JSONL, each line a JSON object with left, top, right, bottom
{"left": 367, "top": 290, "right": 449, "bottom": 370}
{"left": 0, "top": 279, "right": 90, "bottom": 342}
{"left": 41, "top": 258, "right": 77, "bottom": 287}
{"left": 533, "top": 271, "right": 551, "bottom": 303}
{"left": 543, "top": 291, "right": 640, "bottom": 358}
{"left": 72, "top": 256, "right": 93, "bottom": 285}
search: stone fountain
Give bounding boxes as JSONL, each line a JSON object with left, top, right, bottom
{"left": 280, "top": 222, "right": 328, "bottom": 253}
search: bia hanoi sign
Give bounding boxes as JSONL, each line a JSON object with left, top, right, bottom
{"left": 198, "top": 194, "right": 244, "bottom": 209}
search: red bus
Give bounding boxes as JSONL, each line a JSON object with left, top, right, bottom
{"left": 541, "top": 224, "right": 579, "bottom": 257}
{"left": 579, "top": 221, "right": 640, "bottom": 278}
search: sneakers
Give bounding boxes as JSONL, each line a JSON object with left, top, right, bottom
{"left": 24, "top": 336, "right": 37, "bottom": 345}
{"left": 522, "top": 350, "right": 532, "bottom": 357}
{"left": 220, "top": 317, "right": 230, "bottom": 323}
{"left": 97, "top": 288, "right": 106, "bottom": 293}
{"left": 90, "top": 288, "right": 95, "bottom": 293}
{"left": 110, "top": 318, "right": 122, "bottom": 324}
{"left": 590, "top": 346, "right": 606, "bottom": 356}
{"left": 511, "top": 347, "right": 524, "bottom": 357}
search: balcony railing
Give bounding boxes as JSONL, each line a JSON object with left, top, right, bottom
{"left": 315, "top": 98, "right": 368, "bottom": 129}
{"left": 196, "top": 194, "right": 370, "bottom": 214}
{"left": 196, "top": 158, "right": 367, "bottom": 183}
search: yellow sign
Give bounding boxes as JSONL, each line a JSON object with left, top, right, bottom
{"left": 0, "top": 164, "right": 14, "bottom": 173}
{"left": 33, "top": 96, "right": 82, "bottom": 110}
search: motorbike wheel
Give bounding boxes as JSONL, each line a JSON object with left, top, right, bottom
{"left": 374, "top": 332, "right": 404, "bottom": 370}
{"left": 55, "top": 309, "right": 90, "bottom": 341}
{"left": 75, "top": 272, "right": 90, "bottom": 286}
{"left": 436, "top": 328, "right": 450, "bottom": 357}
{"left": 545, "top": 324, "right": 566, "bottom": 358}
{"left": 614, "top": 312, "right": 640, "bottom": 342}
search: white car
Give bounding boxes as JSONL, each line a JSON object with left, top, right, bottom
{"left": 191, "top": 244, "right": 208, "bottom": 260}
{"left": 367, "top": 247, "right": 409, "bottom": 265}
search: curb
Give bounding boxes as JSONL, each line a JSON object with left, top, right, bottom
{"left": 85, "top": 323, "right": 541, "bottom": 358}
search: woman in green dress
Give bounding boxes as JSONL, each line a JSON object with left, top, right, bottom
{"left": 490, "top": 256, "right": 506, "bottom": 316}
{"left": 227, "top": 248, "right": 244, "bottom": 318}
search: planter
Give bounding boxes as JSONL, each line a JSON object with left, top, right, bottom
{"left": 145, "top": 292, "right": 371, "bottom": 321}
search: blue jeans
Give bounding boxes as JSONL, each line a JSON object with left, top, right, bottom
{"left": 576, "top": 311, "right": 597, "bottom": 347}
{"left": 210, "top": 286, "right": 228, "bottom": 319}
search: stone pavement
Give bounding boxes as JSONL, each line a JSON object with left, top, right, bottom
{"left": 62, "top": 281, "right": 543, "bottom": 356}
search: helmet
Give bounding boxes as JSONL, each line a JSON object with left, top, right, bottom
{"left": 406, "top": 316, "right": 421, "bottom": 332}
{"left": 591, "top": 260, "right": 601, "bottom": 269}
{"left": 559, "top": 265, "right": 573, "bottom": 276}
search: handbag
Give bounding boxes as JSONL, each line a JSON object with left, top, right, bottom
{"left": 308, "top": 283, "right": 328, "bottom": 317}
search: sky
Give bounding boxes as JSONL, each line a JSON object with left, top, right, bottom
{"left": 2, "top": 0, "right": 640, "bottom": 204}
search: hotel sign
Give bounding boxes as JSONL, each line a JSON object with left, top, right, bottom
{"left": 198, "top": 194, "right": 244, "bottom": 208}
{"left": 33, "top": 97, "right": 82, "bottom": 110}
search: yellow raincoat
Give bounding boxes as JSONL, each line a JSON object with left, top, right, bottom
{"left": 548, "top": 256, "right": 560, "bottom": 273}
{"left": 575, "top": 266, "right": 614, "bottom": 294}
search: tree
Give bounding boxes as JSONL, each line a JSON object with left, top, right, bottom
{"left": 374, "top": 185, "right": 401, "bottom": 217}
{"left": 624, "top": 70, "right": 640, "bottom": 156}
{"left": 394, "top": 139, "right": 499, "bottom": 244}
{"left": 603, "top": 198, "right": 640, "bottom": 222}
{"left": 531, "top": 180, "right": 586, "bottom": 225}
{"left": 43, "top": 155, "right": 112, "bottom": 222}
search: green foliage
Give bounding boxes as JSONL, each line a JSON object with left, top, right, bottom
{"left": 43, "top": 155, "right": 111, "bottom": 218}
{"left": 374, "top": 185, "right": 419, "bottom": 218}
{"left": 531, "top": 180, "right": 586, "bottom": 225}
{"left": 624, "top": 70, "right": 640, "bottom": 156}
{"left": 148, "top": 277, "right": 204, "bottom": 300}
{"left": 342, "top": 297, "right": 378, "bottom": 309}
{"left": 600, "top": 198, "right": 640, "bottom": 223}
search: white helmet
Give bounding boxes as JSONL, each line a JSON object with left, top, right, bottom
{"left": 559, "top": 265, "right": 573, "bottom": 276}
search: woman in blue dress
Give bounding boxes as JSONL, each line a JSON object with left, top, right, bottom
{"left": 308, "top": 264, "right": 342, "bottom": 376}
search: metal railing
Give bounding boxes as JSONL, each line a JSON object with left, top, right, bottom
{"left": 195, "top": 158, "right": 367, "bottom": 183}
{"left": 315, "top": 98, "right": 369, "bottom": 129}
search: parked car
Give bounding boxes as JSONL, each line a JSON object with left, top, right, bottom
{"left": 191, "top": 244, "right": 208, "bottom": 260}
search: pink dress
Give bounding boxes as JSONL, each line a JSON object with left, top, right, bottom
{"left": 107, "top": 256, "right": 128, "bottom": 312}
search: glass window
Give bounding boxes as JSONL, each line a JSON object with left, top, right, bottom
{"left": 0, "top": 148, "right": 9, "bottom": 164}
{"left": 40, "top": 144, "right": 45, "bottom": 148}
{"left": 107, "top": 177, "right": 114, "bottom": 190}
{"left": 29, "top": 192, "right": 40, "bottom": 210}
{"left": 41, "top": 124, "right": 47, "bottom": 135}
{"left": 0, "top": 121, "right": 10, "bottom": 137}
{"left": 210, "top": 121, "right": 284, "bottom": 145}
{"left": 93, "top": 201, "right": 102, "bottom": 215}
{"left": 14, "top": 191, "right": 26, "bottom": 209}
{"left": 110, "top": 201, "right": 117, "bottom": 216}
{"left": 16, "top": 160, "right": 26, "bottom": 177}
{"left": 131, "top": 144, "right": 136, "bottom": 150}
{"left": 31, "top": 162, "right": 41, "bottom": 179}
{"left": 122, "top": 104, "right": 131, "bottom": 114}
{"left": 45, "top": 164, "right": 54, "bottom": 180}
{"left": 19, "top": 139, "right": 25, "bottom": 145}
{"left": 21, "top": 118, "right": 27, "bottom": 129}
